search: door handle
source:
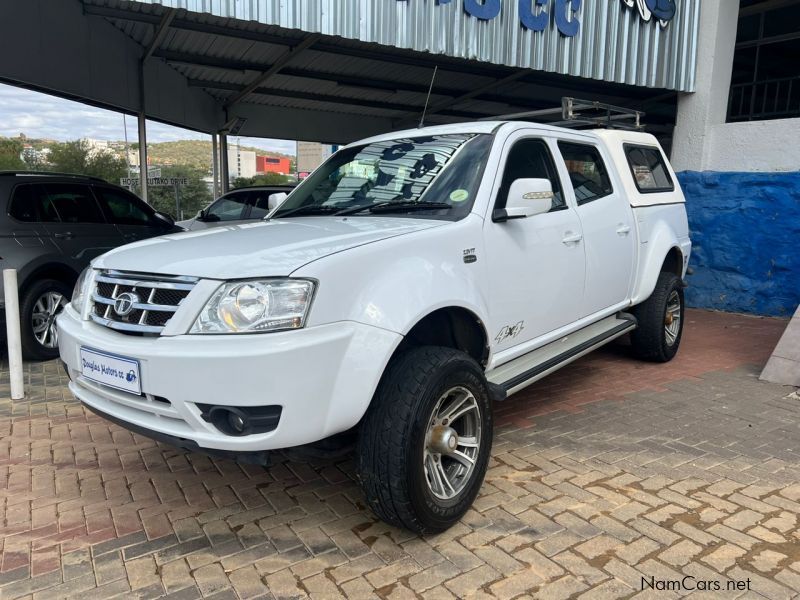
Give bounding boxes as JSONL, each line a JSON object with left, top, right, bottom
{"left": 562, "top": 232, "right": 583, "bottom": 245}
{"left": 616, "top": 224, "right": 631, "bottom": 236}
{"left": 54, "top": 232, "right": 74, "bottom": 239}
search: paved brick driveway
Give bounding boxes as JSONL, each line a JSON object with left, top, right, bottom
{"left": 1, "top": 309, "right": 798, "bottom": 599}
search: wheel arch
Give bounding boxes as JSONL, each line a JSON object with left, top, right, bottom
{"left": 395, "top": 306, "right": 490, "bottom": 368}
{"left": 19, "top": 261, "right": 79, "bottom": 296}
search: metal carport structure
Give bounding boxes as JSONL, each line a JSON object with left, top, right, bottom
{"left": 0, "top": 0, "right": 699, "bottom": 199}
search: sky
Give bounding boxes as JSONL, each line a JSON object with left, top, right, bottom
{"left": 0, "top": 83, "right": 297, "bottom": 155}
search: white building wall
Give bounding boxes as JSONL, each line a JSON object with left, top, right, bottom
{"left": 671, "top": 0, "right": 800, "bottom": 174}
{"left": 227, "top": 148, "right": 257, "bottom": 179}
{"left": 703, "top": 118, "right": 800, "bottom": 173}
{"left": 671, "top": 0, "right": 737, "bottom": 172}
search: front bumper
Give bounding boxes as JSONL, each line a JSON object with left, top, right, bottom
{"left": 57, "top": 305, "right": 401, "bottom": 452}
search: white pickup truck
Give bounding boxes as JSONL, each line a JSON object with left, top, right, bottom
{"left": 57, "top": 119, "right": 691, "bottom": 533}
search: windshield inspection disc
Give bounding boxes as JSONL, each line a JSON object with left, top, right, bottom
{"left": 450, "top": 189, "right": 469, "bottom": 203}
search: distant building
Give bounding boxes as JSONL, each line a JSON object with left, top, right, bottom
{"left": 228, "top": 146, "right": 257, "bottom": 179}
{"left": 297, "top": 142, "right": 337, "bottom": 178}
{"left": 256, "top": 155, "right": 291, "bottom": 175}
{"left": 21, "top": 145, "right": 50, "bottom": 164}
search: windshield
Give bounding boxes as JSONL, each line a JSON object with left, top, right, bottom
{"left": 271, "top": 133, "right": 492, "bottom": 220}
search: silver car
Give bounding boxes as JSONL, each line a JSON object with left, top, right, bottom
{"left": 177, "top": 185, "right": 295, "bottom": 231}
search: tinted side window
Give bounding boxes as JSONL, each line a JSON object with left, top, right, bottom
{"left": 625, "top": 145, "right": 674, "bottom": 192}
{"left": 496, "top": 139, "right": 564, "bottom": 211}
{"left": 249, "top": 190, "right": 278, "bottom": 220}
{"left": 558, "top": 142, "right": 614, "bottom": 205}
{"left": 8, "top": 185, "right": 41, "bottom": 222}
{"left": 42, "top": 184, "right": 105, "bottom": 223}
{"left": 205, "top": 192, "right": 250, "bottom": 221}
{"left": 95, "top": 187, "right": 155, "bottom": 226}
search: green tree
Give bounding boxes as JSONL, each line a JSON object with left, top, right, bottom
{"left": 0, "top": 139, "right": 25, "bottom": 170}
{"left": 137, "top": 166, "right": 212, "bottom": 220}
{"left": 231, "top": 172, "right": 294, "bottom": 188}
{"left": 47, "top": 139, "right": 127, "bottom": 182}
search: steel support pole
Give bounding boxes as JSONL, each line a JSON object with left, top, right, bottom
{"left": 138, "top": 112, "right": 148, "bottom": 203}
{"left": 4, "top": 269, "right": 24, "bottom": 399}
{"left": 220, "top": 133, "right": 230, "bottom": 193}
{"left": 211, "top": 133, "right": 220, "bottom": 198}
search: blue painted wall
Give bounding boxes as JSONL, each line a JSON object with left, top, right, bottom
{"left": 677, "top": 171, "right": 800, "bottom": 317}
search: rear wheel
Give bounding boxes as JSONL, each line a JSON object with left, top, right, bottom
{"left": 20, "top": 279, "right": 71, "bottom": 360}
{"left": 630, "top": 271, "right": 684, "bottom": 362}
{"left": 356, "top": 347, "right": 493, "bottom": 533}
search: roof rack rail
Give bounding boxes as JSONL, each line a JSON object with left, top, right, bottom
{"left": 482, "top": 97, "right": 645, "bottom": 130}
{"left": 0, "top": 170, "right": 108, "bottom": 182}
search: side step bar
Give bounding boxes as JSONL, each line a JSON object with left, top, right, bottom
{"left": 487, "top": 314, "right": 637, "bottom": 397}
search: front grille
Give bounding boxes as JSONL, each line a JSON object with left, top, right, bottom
{"left": 90, "top": 270, "right": 197, "bottom": 335}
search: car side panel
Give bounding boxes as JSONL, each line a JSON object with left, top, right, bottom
{"left": 630, "top": 204, "right": 692, "bottom": 305}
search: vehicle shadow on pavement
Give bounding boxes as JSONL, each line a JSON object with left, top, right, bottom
{"left": 0, "top": 308, "right": 798, "bottom": 598}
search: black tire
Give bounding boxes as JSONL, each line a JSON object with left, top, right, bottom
{"left": 630, "top": 271, "right": 685, "bottom": 363}
{"left": 356, "top": 346, "right": 493, "bottom": 534}
{"left": 20, "top": 279, "right": 72, "bottom": 361}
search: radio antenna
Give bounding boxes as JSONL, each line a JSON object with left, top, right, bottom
{"left": 419, "top": 66, "right": 438, "bottom": 128}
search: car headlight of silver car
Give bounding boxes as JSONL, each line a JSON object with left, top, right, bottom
{"left": 70, "top": 267, "right": 92, "bottom": 314}
{"left": 190, "top": 279, "right": 315, "bottom": 334}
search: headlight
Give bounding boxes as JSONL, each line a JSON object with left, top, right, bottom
{"left": 190, "top": 279, "right": 315, "bottom": 334}
{"left": 71, "top": 267, "right": 92, "bottom": 313}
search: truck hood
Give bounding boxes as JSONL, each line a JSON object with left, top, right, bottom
{"left": 95, "top": 217, "right": 445, "bottom": 279}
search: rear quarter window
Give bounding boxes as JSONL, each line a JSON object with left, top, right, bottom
{"left": 625, "top": 145, "right": 674, "bottom": 193}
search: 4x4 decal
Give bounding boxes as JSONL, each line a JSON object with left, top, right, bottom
{"left": 495, "top": 321, "right": 525, "bottom": 344}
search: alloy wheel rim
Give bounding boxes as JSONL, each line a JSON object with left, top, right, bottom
{"left": 31, "top": 291, "right": 66, "bottom": 348}
{"left": 664, "top": 290, "right": 681, "bottom": 347}
{"left": 423, "top": 385, "right": 482, "bottom": 500}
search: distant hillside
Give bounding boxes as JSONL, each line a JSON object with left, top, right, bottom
{"left": 146, "top": 140, "right": 295, "bottom": 172}
{"left": 0, "top": 135, "right": 295, "bottom": 174}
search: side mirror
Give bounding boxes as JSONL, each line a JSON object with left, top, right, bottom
{"left": 154, "top": 211, "right": 175, "bottom": 226}
{"left": 267, "top": 192, "right": 288, "bottom": 211}
{"left": 197, "top": 208, "right": 207, "bottom": 220}
{"left": 493, "top": 178, "right": 554, "bottom": 222}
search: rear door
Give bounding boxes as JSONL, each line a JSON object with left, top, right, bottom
{"left": 35, "top": 183, "right": 123, "bottom": 264}
{"left": 556, "top": 141, "right": 635, "bottom": 316}
{"left": 6, "top": 183, "right": 49, "bottom": 249}
{"left": 93, "top": 185, "right": 170, "bottom": 244}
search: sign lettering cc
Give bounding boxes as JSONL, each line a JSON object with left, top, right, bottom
{"left": 396, "top": 0, "right": 676, "bottom": 37}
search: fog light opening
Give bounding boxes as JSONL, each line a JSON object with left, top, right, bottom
{"left": 208, "top": 406, "right": 251, "bottom": 436}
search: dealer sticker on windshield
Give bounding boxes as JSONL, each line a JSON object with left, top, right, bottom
{"left": 80, "top": 347, "right": 142, "bottom": 395}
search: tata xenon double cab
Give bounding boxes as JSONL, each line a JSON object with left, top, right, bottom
{"left": 57, "top": 119, "right": 691, "bottom": 533}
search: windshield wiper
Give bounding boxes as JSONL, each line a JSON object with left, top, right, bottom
{"left": 271, "top": 204, "right": 343, "bottom": 219}
{"left": 336, "top": 201, "right": 452, "bottom": 216}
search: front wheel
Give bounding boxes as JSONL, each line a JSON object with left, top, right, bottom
{"left": 20, "top": 279, "right": 71, "bottom": 360}
{"left": 630, "top": 271, "right": 685, "bottom": 362}
{"left": 356, "top": 347, "right": 493, "bottom": 534}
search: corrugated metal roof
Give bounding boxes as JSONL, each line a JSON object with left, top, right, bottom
{"left": 112, "top": 0, "right": 698, "bottom": 92}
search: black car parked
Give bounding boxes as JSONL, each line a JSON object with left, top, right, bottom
{"left": 0, "top": 172, "right": 180, "bottom": 359}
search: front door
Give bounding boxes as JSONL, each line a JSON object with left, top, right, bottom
{"left": 34, "top": 183, "right": 124, "bottom": 265}
{"left": 93, "top": 185, "right": 171, "bottom": 244}
{"left": 483, "top": 134, "right": 586, "bottom": 352}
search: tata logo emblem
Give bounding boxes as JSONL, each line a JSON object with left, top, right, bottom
{"left": 622, "top": 0, "right": 676, "bottom": 28}
{"left": 113, "top": 292, "right": 140, "bottom": 317}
